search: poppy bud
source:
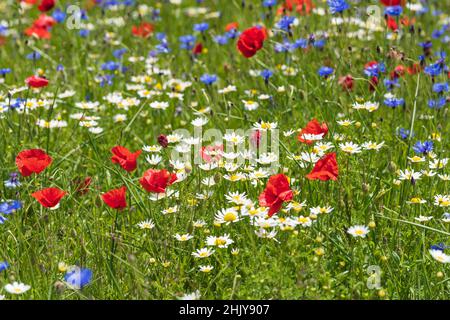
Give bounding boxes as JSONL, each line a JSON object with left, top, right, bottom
{"left": 157, "top": 134, "right": 169, "bottom": 148}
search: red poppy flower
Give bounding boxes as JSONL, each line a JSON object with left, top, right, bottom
{"left": 200, "top": 144, "right": 224, "bottom": 163}
{"left": 192, "top": 42, "right": 203, "bottom": 55}
{"left": 131, "top": 22, "right": 154, "bottom": 38}
{"left": 278, "top": 0, "right": 314, "bottom": 15}
{"left": 139, "top": 169, "right": 177, "bottom": 193}
{"left": 259, "top": 174, "right": 293, "bottom": 217}
{"left": 33, "top": 14, "right": 56, "bottom": 28}
{"left": 26, "top": 76, "right": 49, "bottom": 88}
{"left": 338, "top": 74, "right": 354, "bottom": 91}
{"left": 237, "top": 26, "right": 266, "bottom": 58}
{"left": 38, "top": 0, "right": 55, "bottom": 12}
{"left": 406, "top": 63, "right": 420, "bottom": 75}
{"left": 400, "top": 16, "right": 415, "bottom": 27}
{"left": 31, "top": 187, "right": 66, "bottom": 208}
{"left": 24, "top": 25, "right": 51, "bottom": 39}
{"left": 387, "top": 16, "right": 398, "bottom": 31}
{"left": 111, "top": 146, "right": 141, "bottom": 172}
{"left": 225, "top": 22, "right": 239, "bottom": 32}
{"left": 390, "top": 65, "right": 406, "bottom": 79}
{"left": 101, "top": 186, "right": 127, "bottom": 210}
{"left": 306, "top": 153, "right": 339, "bottom": 181}
{"left": 16, "top": 149, "right": 52, "bottom": 177}
{"left": 380, "top": 0, "right": 405, "bottom": 6}
{"left": 297, "top": 119, "right": 328, "bottom": 144}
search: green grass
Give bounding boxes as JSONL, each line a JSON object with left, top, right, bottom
{"left": 0, "top": 0, "right": 449, "bottom": 299}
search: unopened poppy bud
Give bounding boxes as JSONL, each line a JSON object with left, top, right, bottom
{"left": 54, "top": 281, "right": 66, "bottom": 294}
{"left": 388, "top": 161, "right": 397, "bottom": 172}
{"left": 157, "top": 134, "right": 168, "bottom": 148}
{"left": 362, "top": 183, "right": 370, "bottom": 193}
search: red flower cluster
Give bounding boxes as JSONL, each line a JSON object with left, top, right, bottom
{"left": 277, "top": 0, "right": 315, "bottom": 15}
{"left": 38, "top": 0, "right": 55, "bottom": 12}
{"left": 132, "top": 22, "right": 154, "bottom": 38}
{"left": 306, "top": 153, "right": 339, "bottom": 181}
{"left": 25, "top": 14, "right": 56, "bottom": 39}
{"left": 111, "top": 146, "right": 142, "bottom": 172}
{"left": 380, "top": 0, "right": 405, "bottom": 6}
{"left": 32, "top": 187, "right": 66, "bottom": 208}
{"left": 259, "top": 174, "right": 293, "bottom": 216}
{"left": 26, "top": 75, "right": 49, "bottom": 88}
{"left": 16, "top": 149, "right": 52, "bottom": 177}
{"left": 139, "top": 169, "right": 177, "bottom": 193}
{"left": 237, "top": 26, "right": 267, "bottom": 58}
{"left": 338, "top": 74, "right": 354, "bottom": 91}
{"left": 297, "top": 119, "right": 328, "bottom": 144}
{"left": 101, "top": 186, "right": 127, "bottom": 210}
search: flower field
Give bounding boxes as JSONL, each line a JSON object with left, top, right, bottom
{"left": 0, "top": 0, "right": 449, "bottom": 300}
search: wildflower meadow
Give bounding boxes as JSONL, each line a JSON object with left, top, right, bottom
{"left": 0, "top": 0, "right": 449, "bottom": 301}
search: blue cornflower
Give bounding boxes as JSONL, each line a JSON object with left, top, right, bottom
{"left": 0, "top": 261, "right": 8, "bottom": 272}
{"left": 97, "top": 74, "right": 114, "bottom": 87}
{"left": 260, "top": 69, "right": 273, "bottom": 82}
{"left": 101, "top": 61, "right": 121, "bottom": 71}
{"left": 263, "top": 0, "right": 277, "bottom": 7}
{"left": 318, "top": 66, "right": 334, "bottom": 78}
{"left": 0, "top": 200, "right": 22, "bottom": 215}
{"left": 193, "top": 22, "right": 209, "bottom": 33}
{"left": 155, "top": 43, "right": 170, "bottom": 54}
{"left": 214, "top": 35, "right": 229, "bottom": 45}
{"left": 398, "top": 128, "right": 411, "bottom": 139}
{"left": 274, "top": 41, "right": 293, "bottom": 53}
{"left": 4, "top": 172, "right": 20, "bottom": 189}
{"left": 52, "top": 8, "right": 66, "bottom": 23}
{"left": 56, "top": 64, "right": 64, "bottom": 72}
{"left": 0, "top": 68, "right": 11, "bottom": 76}
{"left": 179, "top": 35, "right": 196, "bottom": 50}
{"left": 364, "top": 62, "right": 385, "bottom": 77}
{"left": 26, "top": 51, "right": 41, "bottom": 60}
{"left": 0, "top": 25, "right": 7, "bottom": 36}
{"left": 430, "top": 243, "right": 446, "bottom": 252}
{"left": 200, "top": 74, "right": 217, "bottom": 85}
{"left": 413, "top": 140, "right": 433, "bottom": 154}
{"left": 384, "top": 96, "right": 405, "bottom": 108}
{"left": 313, "top": 39, "right": 326, "bottom": 48}
{"left": 327, "top": 0, "right": 350, "bottom": 14}
{"left": 293, "top": 38, "right": 308, "bottom": 49}
{"left": 432, "top": 82, "right": 449, "bottom": 93}
{"left": 276, "top": 16, "right": 296, "bottom": 31}
{"left": 424, "top": 62, "right": 443, "bottom": 77}
{"left": 384, "top": 78, "right": 400, "bottom": 91}
{"left": 10, "top": 98, "right": 25, "bottom": 110}
{"left": 419, "top": 41, "right": 432, "bottom": 49}
{"left": 155, "top": 32, "right": 167, "bottom": 41}
{"left": 79, "top": 29, "right": 90, "bottom": 37}
{"left": 385, "top": 5, "right": 403, "bottom": 16}
{"left": 226, "top": 28, "right": 239, "bottom": 39}
{"left": 428, "top": 97, "right": 447, "bottom": 109}
{"left": 432, "top": 29, "right": 444, "bottom": 39}
{"left": 113, "top": 48, "right": 127, "bottom": 59}
{"left": 151, "top": 8, "right": 161, "bottom": 20}
{"left": 64, "top": 267, "right": 93, "bottom": 289}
